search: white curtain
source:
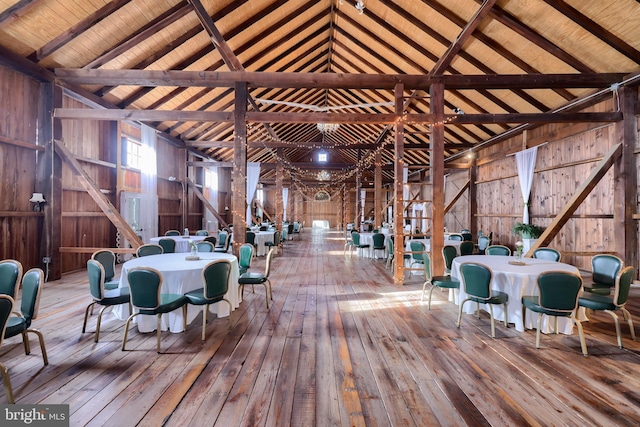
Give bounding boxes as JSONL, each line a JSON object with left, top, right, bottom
{"left": 515, "top": 146, "right": 538, "bottom": 224}
{"left": 204, "top": 167, "right": 218, "bottom": 232}
{"left": 246, "top": 162, "right": 261, "bottom": 225}
{"left": 360, "top": 189, "right": 366, "bottom": 223}
{"left": 282, "top": 187, "right": 289, "bottom": 222}
{"left": 139, "top": 125, "right": 158, "bottom": 243}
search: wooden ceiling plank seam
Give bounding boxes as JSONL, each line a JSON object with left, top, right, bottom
{"left": 0, "top": 0, "right": 38, "bottom": 27}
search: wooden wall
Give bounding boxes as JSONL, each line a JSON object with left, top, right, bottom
{"left": 0, "top": 65, "right": 41, "bottom": 271}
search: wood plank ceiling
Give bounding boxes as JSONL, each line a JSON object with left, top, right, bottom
{"left": 1, "top": 0, "right": 639, "bottom": 186}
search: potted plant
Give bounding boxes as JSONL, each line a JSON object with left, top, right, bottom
{"left": 512, "top": 222, "right": 545, "bottom": 253}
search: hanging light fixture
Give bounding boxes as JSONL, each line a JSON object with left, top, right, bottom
{"left": 317, "top": 123, "right": 340, "bottom": 134}
{"left": 317, "top": 170, "right": 331, "bottom": 181}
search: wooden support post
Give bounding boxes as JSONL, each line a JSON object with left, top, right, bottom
{"left": 469, "top": 155, "right": 478, "bottom": 238}
{"left": 375, "top": 151, "right": 382, "bottom": 229}
{"left": 232, "top": 81, "right": 248, "bottom": 256}
{"left": 393, "top": 83, "right": 406, "bottom": 285}
{"left": 430, "top": 82, "right": 445, "bottom": 276}
{"left": 613, "top": 86, "right": 638, "bottom": 265}
{"left": 276, "top": 149, "right": 283, "bottom": 231}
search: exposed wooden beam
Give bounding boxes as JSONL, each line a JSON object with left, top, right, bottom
{"left": 527, "top": 143, "right": 622, "bottom": 256}
{"left": 186, "top": 177, "right": 228, "bottom": 229}
{"left": 443, "top": 180, "right": 470, "bottom": 214}
{"left": 54, "top": 69, "right": 627, "bottom": 90}
{"left": 53, "top": 139, "right": 143, "bottom": 248}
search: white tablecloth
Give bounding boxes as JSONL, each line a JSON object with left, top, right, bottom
{"left": 358, "top": 232, "right": 390, "bottom": 258}
{"left": 149, "top": 235, "right": 206, "bottom": 253}
{"left": 452, "top": 255, "right": 583, "bottom": 334}
{"left": 254, "top": 231, "right": 276, "bottom": 256}
{"left": 113, "top": 252, "right": 240, "bottom": 333}
{"left": 404, "top": 238, "right": 462, "bottom": 254}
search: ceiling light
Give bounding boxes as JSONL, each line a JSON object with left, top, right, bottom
{"left": 317, "top": 123, "right": 340, "bottom": 133}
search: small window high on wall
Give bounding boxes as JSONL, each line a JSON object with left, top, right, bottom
{"left": 122, "top": 136, "right": 142, "bottom": 169}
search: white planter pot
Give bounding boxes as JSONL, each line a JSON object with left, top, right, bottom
{"left": 522, "top": 238, "right": 537, "bottom": 253}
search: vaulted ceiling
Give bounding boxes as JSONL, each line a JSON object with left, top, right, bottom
{"left": 1, "top": 0, "right": 639, "bottom": 186}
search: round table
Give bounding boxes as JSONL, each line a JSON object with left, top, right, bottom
{"left": 113, "top": 252, "right": 239, "bottom": 333}
{"left": 149, "top": 235, "right": 206, "bottom": 253}
{"left": 451, "top": 255, "right": 584, "bottom": 334}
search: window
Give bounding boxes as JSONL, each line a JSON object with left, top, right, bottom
{"left": 124, "top": 137, "right": 142, "bottom": 169}
{"left": 205, "top": 168, "right": 218, "bottom": 190}
{"left": 318, "top": 152, "right": 328, "bottom": 162}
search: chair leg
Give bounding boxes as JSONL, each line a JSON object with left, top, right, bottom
{"left": 572, "top": 316, "right": 588, "bottom": 356}
{"left": 182, "top": 305, "right": 187, "bottom": 332}
{"left": 0, "top": 362, "right": 14, "bottom": 404}
{"left": 621, "top": 307, "right": 636, "bottom": 341}
{"left": 267, "top": 278, "right": 273, "bottom": 301}
{"left": 24, "top": 329, "right": 48, "bottom": 366}
{"left": 82, "top": 302, "right": 96, "bottom": 333}
{"left": 21, "top": 330, "right": 31, "bottom": 355}
{"left": 503, "top": 303, "right": 508, "bottom": 328}
{"left": 604, "top": 309, "right": 623, "bottom": 348}
{"left": 121, "top": 313, "right": 139, "bottom": 351}
{"left": 201, "top": 306, "right": 208, "bottom": 341}
{"left": 536, "top": 315, "right": 542, "bottom": 348}
{"left": 489, "top": 304, "right": 496, "bottom": 338}
{"left": 157, "top": 314, "right": 163, "bottom": 353}
{"left": 456, "top": 299, "right": 468, "bottom": 328}
{"left": 94, "top": 305, "right": 109, "bottom": 343}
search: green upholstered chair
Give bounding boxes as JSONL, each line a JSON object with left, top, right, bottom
{"left": 136, "top": 244, "right": 163, "bottom": 257}
{"left": 158, "top": 238, "right": 176, "bottom": 254}
{"left": 421, "top": 251, "right": 460, "bottom": 310}
{"left": 287, "top": 223, "right": 295, "bottom": 241}
{"left": 215, "top": 232, "right": 231, "bottom": 253}
{"left": 239, "top": 248, "right": 275, "bottom": 309}
{"left": 579, "top": 266, "right": 636, "bottom": 349}
{"left": 196, "top": 241, "right": 214, "bottom": 252}
{"left": 264, "top": 230, "right": 281, "bottom": 254}
{"left": 371, "top": 233, "right": 386, "bottom": 259}
{"left": 584, "top": 254, "right": 623, "bottom": 295}
{"left": 184, "top": 259, "right": 233, "bottom": 341}
{"left": 280, "top": 228, "right": 288, "bottom": 249}
{"left": 385, "top": 237, "right": 410, "bottom": 271}
{"left": 486, "top": 245, "right": 511, "bottom": 256}
{"left": 409, "top": 240, "right": 426, "bottom": 271}
{"left": 204, "top": 236, "right": 217, "bottom": 247}
{"left": 351, "top": 232, "right": 371, "bottom": 257}
{"left": 83, "top": 260, "right": 131, "bottom": 342}
{"left": 461, "top": 232, "right": 473, "bottom": 242}
{"left": 91, "top": 250, "right": 120, "bottom": 290}
{"left": 122, "top": 267, "right": 188, "bottom": 353}
{"left": 522, "top": 271, "right": 587, "bottom": 356}
{"left": 442, "top": 245, "right": 458, "bottom": 275}
{"left": 460, "top": 228, "right": 471, "bottom": 234}
{"left": 292, "top": 222, "right": 301, "bottom": 239}
{"left": 0, "top": 259, "right": 23, "bottom": 299}
{"left": 448, "top": 233, "right": 463, "bottom": 241}
{"left": 215, "top": 231, "right": 228, "bottom": 249}
{"left": 5, "top": 268, "right": 48, "bottom": 366}
{"left": 195, "top": 230, "right": 209, "bottom": 236}
{"left": 238, "top": 243, "right": 254, "bottom": 275}
{"left": 0, "top": 294, "right": 16, "bottom": 403}
{"left": 457, "top": 262, "right": 509, "bottom": 338}
{"left": 344, "top": 230, "right": 357, "bottom": 255}
{"left": 246, "top": 231, "right": 257, "bottom": 254}
{"left": 477, "top": 235, "right": 490, "bottom": 255}
{"left": 164, "top": 230, "right": 181, "bottom": 236}
{"left": 532, "top": 247, "right": 561, "bottom": 262}
{"left": 459, "top": 241, "right": 474, "bottom": 256}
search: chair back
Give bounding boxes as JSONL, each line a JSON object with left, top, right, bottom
{"left": 287, "top": 223, "right": 294, "bottom": 235}
{"left": 259, "top": 225, "right": 268, "bottom": 231}
{"left": 0, "top": 259, "right": 23, "bottom": 299}
{"left": 165, "top": 230, "right": 181, "bottom": 236}
{"left": 217, "top": 231, "right": 228, "bottom": 247}
{"left": 281, "top": 228, "right": 288, "bottom": 241}
{"left": 592, "top": 254, "right": 623, "bottom": 287}
{"left": 537, "top": 271, "right": 582, "bottom": 312}
{"left": 460, "top": 229, "right": 471, "bottom": 234}
{"left": 195, "top": 241, "right": 214, "bottom": 252}
{"left": 202, "top": 259, "right": 232, "bottom": 300}
{"left": 20, "top": 268, "right": 44, "bottom": 326}
{"left": 239, "top": 244, "right": 253, "bottom": 270}
{"left": 351, "top": 232, "right": 361, "bottom": 246}
{"left": 459, "top": 262, "right": 493, "bottom": 300}
{"left": 136, "top": 244, "right": 164, "bottom": 257}
{"left": 477, "top": 235, "right": 490, "bottom": 251}
{"left": 442, "top": 245, "right": 458, "bottom": 271}
{"left": 87, "top": 259, "right": 106, "bottom": 300}
{"left": 422, "top": 252, "right": 432, "bottom": 281}
{"left": 264, "top": 248, "right": 275, "bottom": 278}
{"left": 486, "top": 245, "right": 511, "bottom": 256}
{"left": 204, "top": 236, "right": 217, "bottom": 246}
{"left": 0, "top": 295, "right": 14, "bottom": 349}
{"left": 613, "top": 266, "right": 635, "bottom": 307}
{"left": 127, "top": 267, "right": 163, "bottom": 310}
{"left": 372, "top": 233, "right": 385, "bottom": 248}
{"left": 293, "top": 222, "right": 300, "bottom": 232}
{"left": 196, "top": 230, "right": 209, "bottom": 236}
{"left": 386, "top": 238, "right": 394, "bottom": 259}
{"left": 448, "top": 233, "right": 463, "bottom": 241}
{"left": 273, "top": 231, "right": 282, "bottom": 245}
{"left": 410, "top": 241, "right": 425, "bottom": 261}
{"left": 461, "top": 233, "right": 473, "bottom": 241}
{"left": 459, "top": 241, "right": 474, "bottom": 256}
{"left": 91, "top": 250, "right": 116, "bottom": 281}
{"left": 533, "top": 248, "right": 561, "bottom": 262}
{"left": 158, "top": 238, "right": 176, "bottom": 254}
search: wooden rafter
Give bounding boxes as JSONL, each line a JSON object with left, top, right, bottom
{"left": 444, "top": 180, "right": 470, "bottom": 214}
{"left": 186, "top": 178, "right": 228, "bottom": 229}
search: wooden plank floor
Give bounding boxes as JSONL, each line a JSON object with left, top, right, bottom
{"left": 2, "top": 228, "right": 640, "bottom": 426}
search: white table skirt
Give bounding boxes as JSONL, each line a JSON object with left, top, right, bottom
{"left": 254, "top": 231, "right": 276, "bottom": 256}
{"left": 451, "top": 255, "right": 585, "bottom": 334}
{"left": 149, "top": 235, "right": 206, "bottom": 253}
{"left": 113, "top": 252, "right": 240, "bottom": 333}
{"left": 357, "top": 232, "right": 390, "bottom": 258}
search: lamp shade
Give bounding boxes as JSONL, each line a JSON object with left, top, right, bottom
{"left": 29, "top": 193, "right": 45, "bottom": 203}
